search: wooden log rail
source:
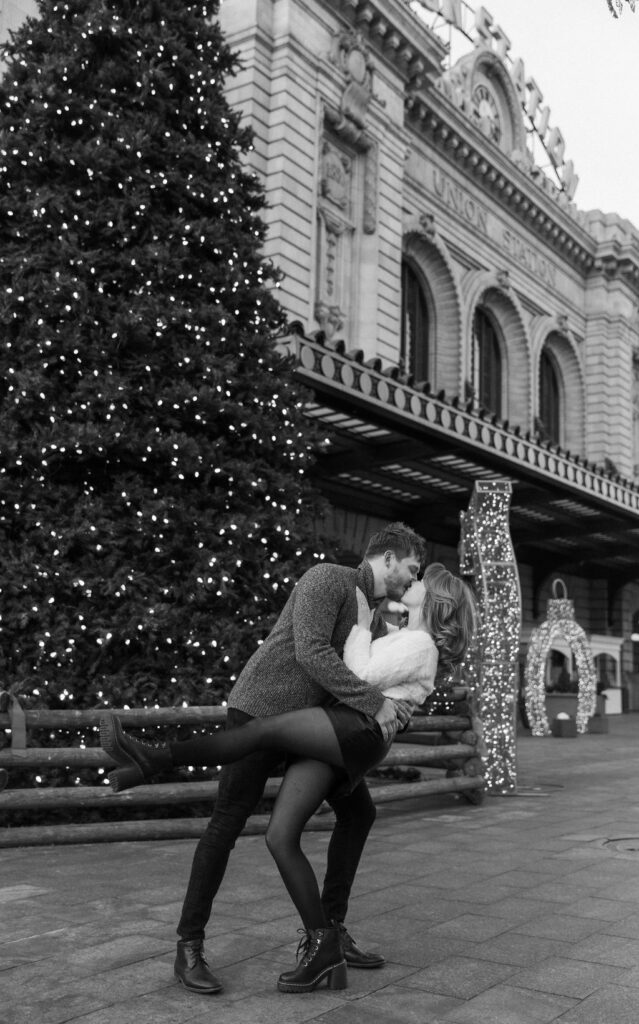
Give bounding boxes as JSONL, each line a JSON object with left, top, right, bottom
{"left": 0, "top": 691, "right": 485, "bottom": 847}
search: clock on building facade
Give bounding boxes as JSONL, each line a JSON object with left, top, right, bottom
{"left": 472, "top": 82, "right": 501, "bottom": 143}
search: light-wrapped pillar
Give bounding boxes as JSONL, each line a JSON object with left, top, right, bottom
{"left": 459, "top": 480, "right": 522, "bottom": 793}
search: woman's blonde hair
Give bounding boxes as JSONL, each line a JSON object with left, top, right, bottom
{"left": 420, "top": 563, "right": 476, "bottom": 673}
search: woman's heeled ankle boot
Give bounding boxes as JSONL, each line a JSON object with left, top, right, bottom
{"left": 277, "top": 926, "right": 347, "bottom": 993}
{"left": 99, "top": 713, "right": 173, "bottom": 792}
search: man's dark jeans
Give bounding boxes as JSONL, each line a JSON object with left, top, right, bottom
{"left": 177, "top": 708, "right": 377, "bottom": 941}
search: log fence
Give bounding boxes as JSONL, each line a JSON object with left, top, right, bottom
{"left": 0, "top": 688, "right": 485, "bottom": 847}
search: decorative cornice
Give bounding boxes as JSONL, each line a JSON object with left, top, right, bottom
{"left": 342, "top": 0, "right": 447, "bottom": 85}
{"left": 280, "top": 326, "right": 639, "bottom": 517}
{"left": 404, "top": 94, "right": 596, "bottom": 275}
{"left": 591, "top": 255, "right": 639, "bottom": 293}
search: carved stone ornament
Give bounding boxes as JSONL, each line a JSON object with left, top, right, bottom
{"left": 496, "top": 268, "right": 510, "bottom": 289}
{"left": 314, "top": 300, "right": 344, "bottom": 339}
{"left": 511, "top": 147, "right": 534, "bottom": 173}
{"left": 361, "top": 140, "right": 378, "bottom": 235}
{"left": 315, "top": 201, "right": 348, "bottom": 338}
{"left": 556, "top": 313, "right": 568, "bottom": 332}
{"left": 435, "top": 60, "right": 473, "bottom": 116}
{"left": 334, "top": 30, "right": 374, "bottom": 131}
{"left": 419, "top": 212, "right": 436, "bottom": 240}
{"left": 321, "top": 115, "right": 378, "bottom": 235}
{"left": 318, "top": 203, "right": 347, "bottom": 239}
{"left": 320, "top": 141, "right": 351, "bottom": 212}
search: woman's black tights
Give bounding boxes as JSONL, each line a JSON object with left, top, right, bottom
{"left": 266, "top": 757, "right": 339, "bottom": 930}
{"left": 169, "top": 707, "right": 345, "bottom": 771}
{"left": 169, "top": 709, "right": 346, "bottom": 930}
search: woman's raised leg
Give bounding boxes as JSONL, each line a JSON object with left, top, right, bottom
{"left": 100, "top": 707, "right": 345, "bottom": 791}
{"left": 170, "top": 708, "right": 344, "bottom": 770}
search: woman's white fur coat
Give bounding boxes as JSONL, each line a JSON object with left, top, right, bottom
{"left": 343, "top": 587, "right": 438, "bottom": 705}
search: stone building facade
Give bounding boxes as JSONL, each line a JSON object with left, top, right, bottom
{"left": 219, "top": 0, "right": 639, "bottom": 708}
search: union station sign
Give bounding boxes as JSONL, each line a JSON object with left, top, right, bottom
{"left": 431, "top": 169, "right": 558, "bottom": 288}
{"left": 409, "top": 0, "right": 579, "bottom": 199}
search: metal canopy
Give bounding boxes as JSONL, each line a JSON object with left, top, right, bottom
{"left": 280, "top": 330, "right": 639, "bottom": 590}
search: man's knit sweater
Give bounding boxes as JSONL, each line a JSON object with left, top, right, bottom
{"left": 227, "top": 561, "right": 387, "bottom": 719}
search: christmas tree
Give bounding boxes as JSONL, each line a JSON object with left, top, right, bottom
{"left": 0, "top": 0, "right": 325, "bottom": 730}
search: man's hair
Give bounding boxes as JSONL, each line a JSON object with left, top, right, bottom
{"left": 364, "top": 521, "right": 427, "bottom": 564}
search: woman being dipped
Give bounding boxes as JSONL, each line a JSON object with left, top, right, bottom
{"left": 100, "top": 563, "right": 475, "bottom": 993}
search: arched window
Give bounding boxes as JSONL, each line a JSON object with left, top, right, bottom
{"left": 539, "top": 349, "right": 561, "bottom": 445}
{"left": 473, "top": 307, "right": 502, "bottom": 417}
{"left": 400, "top": 260, "right": 429, "bottom": 381}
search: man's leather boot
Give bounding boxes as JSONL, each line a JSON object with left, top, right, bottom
{"left": 336, "top": 922, "right": 385, "bottom": 968}
{"left": 174, "top": 939, "right": 222, "bottom": 994}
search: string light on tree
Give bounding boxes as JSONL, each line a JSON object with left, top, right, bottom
{"left": 0, "top": 0, "right": 327, "bottom": 795}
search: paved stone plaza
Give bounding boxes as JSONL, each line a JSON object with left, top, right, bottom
{"left": 4, "top": 716, "right": 639, "bottom": 1023}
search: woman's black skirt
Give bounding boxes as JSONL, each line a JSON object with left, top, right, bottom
{"left": 323, "top": 705, "right": 392, "bottom": 797}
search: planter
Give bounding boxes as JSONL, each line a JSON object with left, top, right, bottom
{"left": 545, "top": 693, "right": 579, "bottom": 720}
{"left": 551, "top": 717, "right": 577, "bottom": 738}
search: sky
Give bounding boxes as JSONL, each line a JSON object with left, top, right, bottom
{"left": 458, "top": 0, "right": 639, "bottom": 230}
